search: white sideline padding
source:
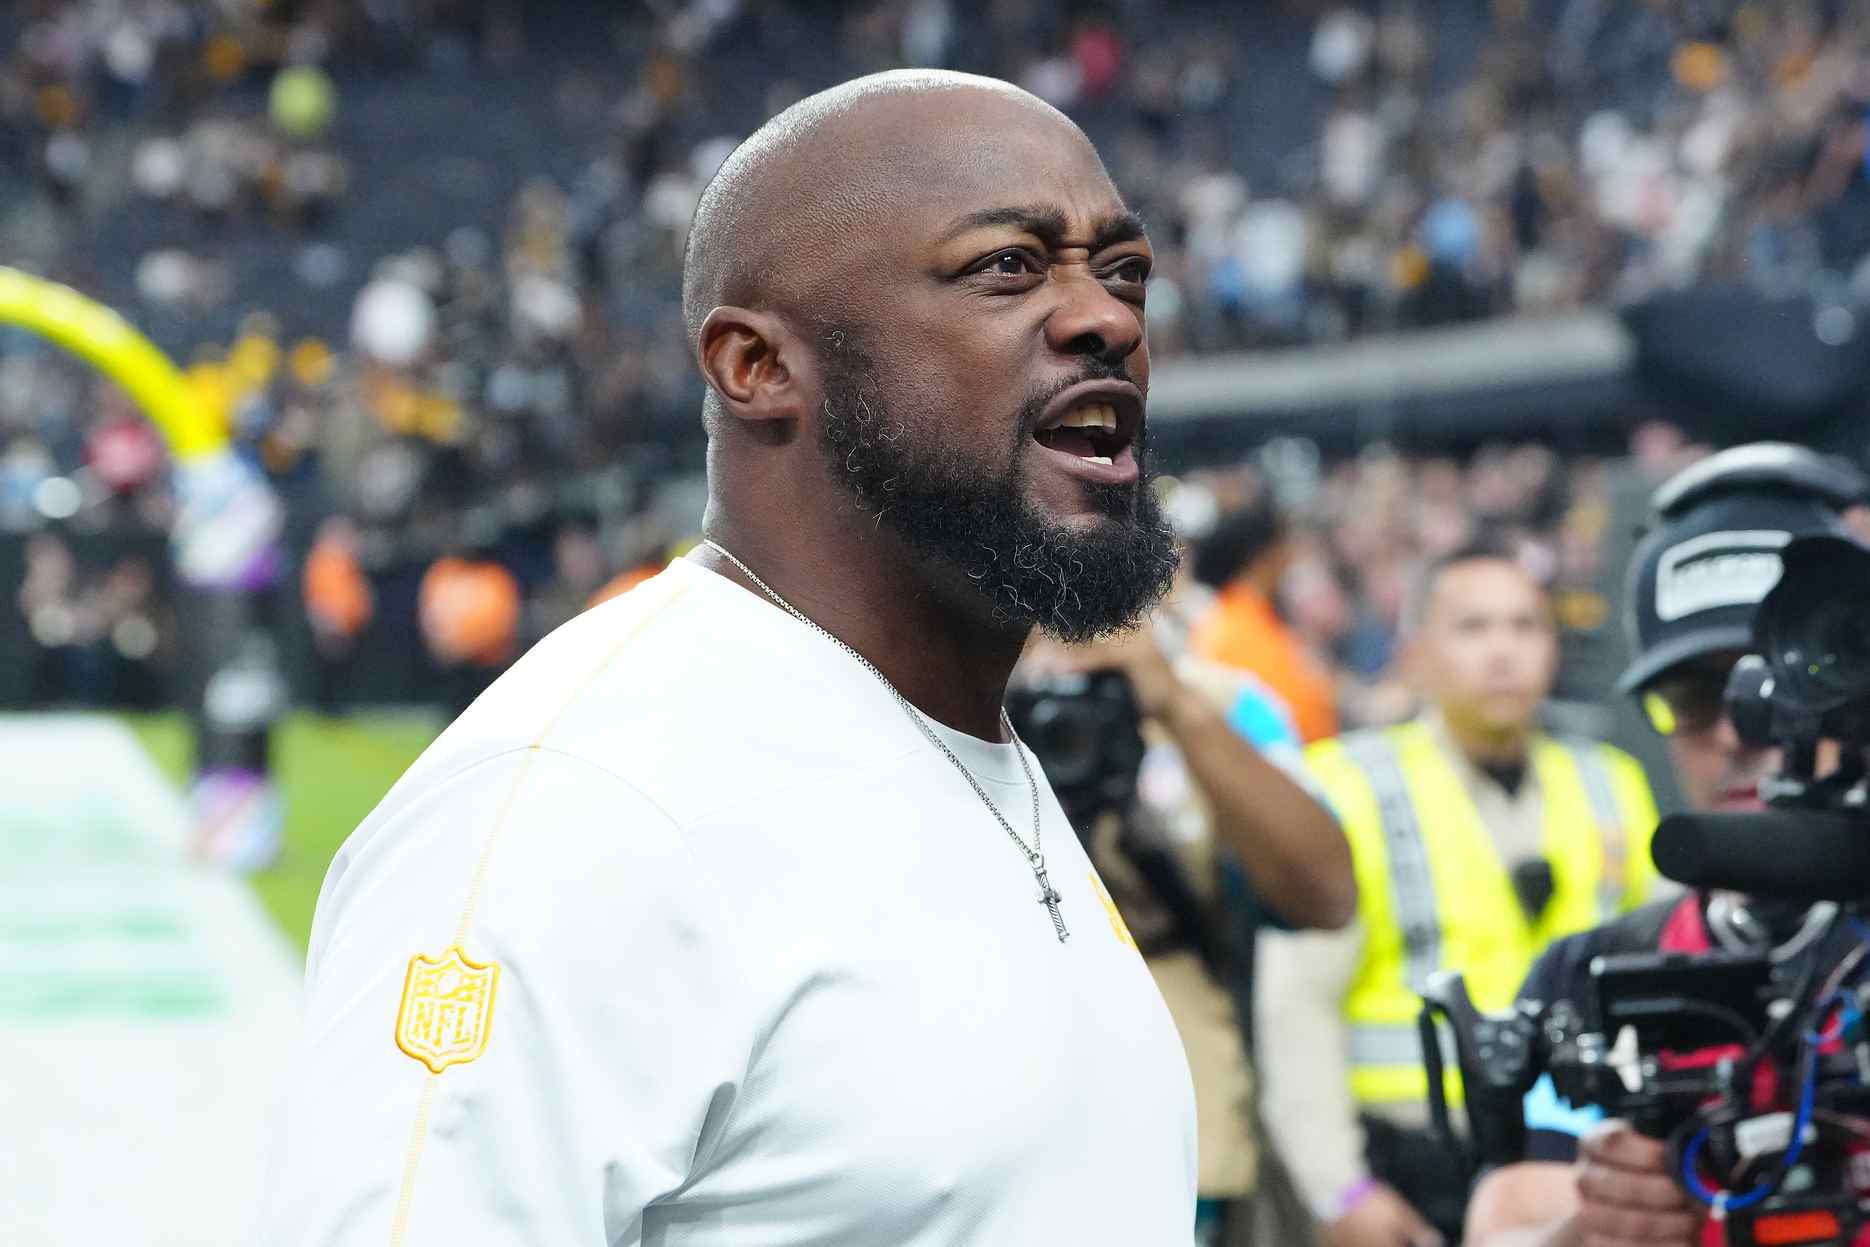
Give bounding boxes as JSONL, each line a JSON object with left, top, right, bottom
{"left": 0, "top": 715, "right": 300, "bottom": 1247}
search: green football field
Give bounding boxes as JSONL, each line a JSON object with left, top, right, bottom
{"left": 120, "top": 710, "right": 441, "bottom": 949}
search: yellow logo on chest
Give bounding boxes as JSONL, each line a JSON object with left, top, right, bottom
{"left": 1089, "top": 871, "right": 1138, "bottom": 951}
{"left": 395, "top": 946, "right": 500, "bottom": 1074}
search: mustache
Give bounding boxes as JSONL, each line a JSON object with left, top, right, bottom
{"left": 1015, "top": 358, "right": 1143, "bottom": 438}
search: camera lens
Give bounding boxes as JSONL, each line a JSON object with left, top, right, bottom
{"left": 1029, "top": 705, "right": 1103, "bottom": 789}
{"left": 1756, "top": 535, "right": 1870, "bottom": 716}
{"left": 1779, "top": 591, "right": 1870, "bottom": 704}
{"left": 1006, "top": 671, "right": 1145, "bottom": 820}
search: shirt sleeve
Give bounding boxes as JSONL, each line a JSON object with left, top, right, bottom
{"left": 1254, "top": 919, "right": 1369, "bottom": 1220}
{"left": 1226, "top": 680, "right": 1299, "bottom": 752}
{"left": 1523, "top": 1075, "right": 1598, "bottom": 1162}
{"left": 257, "top": 747, "right": 758, "bottom": 1246}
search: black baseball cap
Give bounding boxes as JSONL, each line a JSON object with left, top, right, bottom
{"left": 1618, "top": 443, "right": 1868, "bottom": 696}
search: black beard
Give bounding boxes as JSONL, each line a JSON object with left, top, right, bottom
{"left": 816, "top": 335, "right": 1179, "bottom": 643}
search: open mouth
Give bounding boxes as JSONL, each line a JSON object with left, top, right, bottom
{"left": 1033, "top": 403, "right": 1130, "bottom": 465}
{"left": 1030, "top": 382, "right": 1143, "bottom": 480}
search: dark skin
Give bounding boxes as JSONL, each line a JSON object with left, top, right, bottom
{"left": 689, "top": 83, "right": 1154, "bottom": 741}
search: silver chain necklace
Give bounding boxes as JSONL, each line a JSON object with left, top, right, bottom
{"left": 702, "top": 540, "right": 1068, "bottom": 942}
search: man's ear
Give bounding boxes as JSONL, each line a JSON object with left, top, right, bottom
{"left": 697, "top": 307, "right": 812, "bottom": 428}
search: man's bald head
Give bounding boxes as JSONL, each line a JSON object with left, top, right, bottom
{"left": 681, "top": 71, "right": 1093, "bottom": 352}
{"left": 685, "top": 69, "right": 1172, "bottom": 643}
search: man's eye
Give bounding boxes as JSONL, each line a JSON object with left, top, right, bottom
{"left": 1107, "top": 257, "right": 1151, "bottom": 283}
{"left": 981, "top": 250, "right": 1037, "bottom": 277}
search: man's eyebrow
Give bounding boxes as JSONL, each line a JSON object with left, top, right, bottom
{"left": 936, "top": 205, "right": 1149, "bottom": 250}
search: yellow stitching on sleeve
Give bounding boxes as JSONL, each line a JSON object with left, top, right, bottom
{"left": 388, "top": 1074, "right": 439, "bottom": 1247}
{"left": 456, "top": 575, "right": 693, "bottom": 943}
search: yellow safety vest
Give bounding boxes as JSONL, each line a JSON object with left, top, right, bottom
{"left": 1305, "top": 721, "right": 1659, "bottom": 1107}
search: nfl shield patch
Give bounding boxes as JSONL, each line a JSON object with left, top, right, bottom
{"left": 395, "top": 946, "right": 500, "bottom": 1074}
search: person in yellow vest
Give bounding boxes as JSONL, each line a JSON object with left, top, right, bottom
{"left": 1256, "top": 540, "right": 1659, "bottom": 1247}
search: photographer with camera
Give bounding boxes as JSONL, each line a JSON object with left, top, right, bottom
{"left": 1258, "top": 538, "right": 1662, "bottom": 1247}
{"left": 1018, "top": 612, "right": 1356, "bottom": 1245}
{"left": 1464, "top": 443, "right": 1870, "bottom": 1247}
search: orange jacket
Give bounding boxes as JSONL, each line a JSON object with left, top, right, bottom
{"left": 1189, "top": 582, "right": 1339, "bottom": 743}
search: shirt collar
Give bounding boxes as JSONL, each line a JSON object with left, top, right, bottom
{"left": 1418, "top": 708, "right": 1541, "bottom": 803}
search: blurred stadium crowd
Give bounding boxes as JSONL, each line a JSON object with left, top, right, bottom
{"left": 4, "top": 0, "right": 1869, "bottom": 712}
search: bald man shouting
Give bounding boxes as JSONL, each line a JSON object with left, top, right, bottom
{"left": 259, "top": 72, "right": 1204, "bottom": 1244}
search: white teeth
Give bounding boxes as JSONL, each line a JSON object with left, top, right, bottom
{"left": 1057, "top": 404, "right": 1118, "bottom": 431}
{"left": 1085, "top": 455, "right": 1114, "bottom": 465}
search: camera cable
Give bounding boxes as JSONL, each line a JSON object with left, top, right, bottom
{"left": 1673, "top": 974, "right": 1870, "bottom": 1218}
{"left": 1667, "top": 917, "right": 1870, "bottom": 1217}
{"left": 1737, "top": 908, "right": 1847, "bottom": 1080}
{"left": 1675, "top": 1031, "right": 1821, "bottom": 1217}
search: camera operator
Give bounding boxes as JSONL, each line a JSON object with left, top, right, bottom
{"left": 1019, "top": 620, "right": 1355, "bottom": 1246}
{"left": 1465, "top": 443, "right": 1870, "bottom": 1247}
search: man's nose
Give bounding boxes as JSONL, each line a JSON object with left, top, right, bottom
{"left": 1043, "top": 271, "right": 1143, "bottom": 364}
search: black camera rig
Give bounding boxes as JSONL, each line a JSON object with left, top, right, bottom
{"left": 1422, "top": 939, "right": 1870, "bottom": 1245}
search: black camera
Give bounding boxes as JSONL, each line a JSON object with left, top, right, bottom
{"left": 1651, "top": 535, "right": 1870, "bottom": 899}
{"left": 1423, "top": 533, "right": 1870, "bottom": 1245}
{"left": 1729, "top": 534, "right": 1870, "bottom": 786}
{"left": 1005, "top": 668, "right": 1147, "bottom": 830}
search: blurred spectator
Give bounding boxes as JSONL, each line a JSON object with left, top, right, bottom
{"left": 588, "top": 557, "right": 667, "bottom": 612}
{"left": 525, "top": 513, "right": 606, "bottom": 643}
{"left": 303, "top": 514, "right": 373, "bottom": 707}
{"left": 417, "top": 545, "right": 520, "bottom": 716}
{"left": 17, "top": 523, "right": 169, "bottom": 707}
{"left": 304, "top": 516, "right": 373, "bottom": 642}
{"left": 1189, "top": 488, "right": 1340, "bottom": 744}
